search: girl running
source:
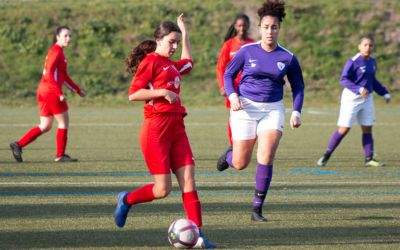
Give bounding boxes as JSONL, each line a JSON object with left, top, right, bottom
{"left": 10, "top": 26, "right": 86, "bottom": 162}
{"left": 216, "top": 0, "right": 305, "bottom": 222}
{"left": 113, "top": 14, "right": 215, "bottom": 249}
{"left": 317, "top": 36, "right": 391, "bottom": 167}
{"left": 216, "top": 14, "right": 254, "bottom": 145}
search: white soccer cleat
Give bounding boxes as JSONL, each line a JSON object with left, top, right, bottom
{"left": 193, "top": 232, "right": 216, "bottom": 249}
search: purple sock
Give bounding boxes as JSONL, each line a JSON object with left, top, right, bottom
{"left": 226, "top": 150, "right": 233, "bottom": 166}
{"left": 326, "top": 130, "right": 345, "bottom": 154}
{"left": 362, "top": 133, "right": 374, "bottom": 159}
{"left": 253, "top": 163, "right": 273, "bottom": 211}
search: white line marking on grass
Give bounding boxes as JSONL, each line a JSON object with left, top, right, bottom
{"left": 1, "top": 181, "right": 399, "bottom": 186}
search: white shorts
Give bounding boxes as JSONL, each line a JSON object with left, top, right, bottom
{"left": 230, "top": 97, "right": 285, "bottom": 140}
{"left": 337, "top": 88, "right": 375, "bottom": 127}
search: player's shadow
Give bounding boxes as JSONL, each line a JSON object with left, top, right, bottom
{"left": 0, "top": 228, "right": 168, "bottom": 249}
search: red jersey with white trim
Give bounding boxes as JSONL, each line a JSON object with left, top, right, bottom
{"left": 129, "top": 52, "right": 193, "bottom": 118}
{"left": 37, "top": 44, "right": 81, "bottom": 97}
{"left": 216, "top": 37, "right": 254, "bottom": 90}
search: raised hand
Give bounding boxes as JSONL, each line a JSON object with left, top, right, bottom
{"left": 177, "top": 13, "right": 186, "bottom": 33}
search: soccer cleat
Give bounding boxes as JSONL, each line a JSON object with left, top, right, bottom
{"left": 10, "top": 142, "right": 23, "bottom": 162}
{"left": 251, "top": 211, "right": 267, "bottom": 222}
{"left": 54, "top": 154, "right": 78, "bottom": 162}
{"left": 194, "top": 232, "right": 216, "bottom": 249}
{"left": 365, "top": 159, "right": 384, "bottom": 167}
{"left": 216, "top": 146, "right": 232, "bottom": 172}
{"left": 114, "top": 191, "right": 131, "bottom": 228}
{"left": 317, "top": 153, "right": 331, "bottom": 167}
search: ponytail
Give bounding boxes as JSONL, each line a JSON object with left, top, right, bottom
{"left": 125, "top": 40, "right": 157, "bottom": 74}
{"left": 223, "top": 14, "right": 250, "bottom": 42}
{"left": 224, "top": 25, "right": 236, "bottom": 42}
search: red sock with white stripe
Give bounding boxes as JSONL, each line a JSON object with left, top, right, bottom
{"left": 183, "top": 191, "right": 202, "bottom": 228}
{"left": 125, "top": 184, "right": 155, "bottom": 205}
{"left": 56, "top": 128, "right": 68, "bottom": 157}
{"left": 18, "top": 126, "right": 43, "bottom": 148}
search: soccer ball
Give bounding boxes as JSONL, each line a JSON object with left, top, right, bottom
{"left": 168, "top": 218, "right": 199, "bottom": 249}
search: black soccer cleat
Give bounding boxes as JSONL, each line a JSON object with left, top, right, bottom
{"left": 251, "top": 211, "right": 267, "bottom": 222}
{"left": 317, "top": 152, "right": 331, "bottom": 167}
{"left": 10, "top": 142, "right": 23, "bottom": 162}
{"left": 216, "top": 146, "right": 232, "bottom": 172}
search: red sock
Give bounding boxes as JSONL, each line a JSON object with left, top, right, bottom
{"left": 18, "top": 126, "right": 43, "bottom": 148}
{"left": 56, "top": 128, "right": 68, "bottom": 157}
{"left": 183, "top": 191, "right": 202, "bottom": 228}
{"left": 126, "top": 184, "right": 155, "bottom": 205}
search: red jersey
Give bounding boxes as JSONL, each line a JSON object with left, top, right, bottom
{"left": 216, "top": 37, "right": 254, "bottom": 90}
{"left": 38, "top": 44, "right": 81, "bottom": 97}
{"left": 129, "top": 52, "right": 193, "bottom": 118}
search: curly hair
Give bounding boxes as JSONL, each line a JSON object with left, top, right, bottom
{"left": 257, "top": 0, "right": 286, "bottom": 23}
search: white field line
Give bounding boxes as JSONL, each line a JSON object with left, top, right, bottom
{"left": 1, "top": 122, "right": 399, "bottom": 127}
{"left": 0, "top": 181, "right": 399, "bottom": 186}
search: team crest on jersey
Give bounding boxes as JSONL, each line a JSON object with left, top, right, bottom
{"left": 360, "top": 66, "right": 366, "bottom": 73}
{"left": 277, "top": 62, "right": 285, "bottom": 71}
{"left": 173, "top": 76, "right": 180, "bottom": 88}
{"left": 168, "top": 76, "right": 180, "bottom": 89}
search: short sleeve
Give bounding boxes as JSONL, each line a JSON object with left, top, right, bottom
{"left": 128, "top": 57, "right": 154, "bottom": 95}
{"left": 174, "top": 59, "right": 193, "bottom": 75}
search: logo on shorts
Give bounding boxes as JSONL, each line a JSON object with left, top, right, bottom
{"left": 277, "top": 62, "right": 285, "bottom": 71}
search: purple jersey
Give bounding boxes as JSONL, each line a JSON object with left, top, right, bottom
{"left": 224, "top": 42, "right": 305, "bottom": 113}
{"left": 340, "top": 53, "right": 388, "bottom": 96}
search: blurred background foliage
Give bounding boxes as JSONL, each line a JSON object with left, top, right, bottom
{"left": 0, "top": 0, "right": 399, "bottom": 106}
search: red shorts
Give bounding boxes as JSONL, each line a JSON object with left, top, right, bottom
{"left": 37, "top": 92, "right": 68, "bottom": 116}
{"left": 140, "top": 113, "right": 195, "bottom": 175}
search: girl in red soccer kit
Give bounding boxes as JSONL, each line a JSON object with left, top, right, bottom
{"left": 216, "top": 14, "right": 254, "bottom": 145}
{"left": 9, "top": 26, "right": 87, "bottom": 162}
{"left": 113, "top": 14, "right": 216, "bottom": 249}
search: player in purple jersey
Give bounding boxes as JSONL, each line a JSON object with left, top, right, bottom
{"left": 317, "top": 36, "right": 390, "bottom": 167}
{"left": 216, "top": 0, "right": 305, "bottom": 222}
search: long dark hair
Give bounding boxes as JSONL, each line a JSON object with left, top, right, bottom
{"left": 224, "top": 14, "right": 250, "bottom": 42}
{"left": 257, "top": 0, "right": 286, "bottom": 25}
{"left": 53, "top": 25, "right": 70, "bottom": 43}
{"left": 125, "top": 21, "right": 181, "bottom": 74}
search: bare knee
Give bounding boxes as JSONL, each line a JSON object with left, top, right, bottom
{"left": 39, "top": 124, "right": 52, "bottom": 133}
{"left": 232, "top": 160, "right": 249, "bottom": 170}
{"left": 153, "top": 186, "right": 171, "bottom": 199}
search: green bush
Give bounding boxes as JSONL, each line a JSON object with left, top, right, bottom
{"left": 0, "top": 0, "right": 399, "bottom": 106}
